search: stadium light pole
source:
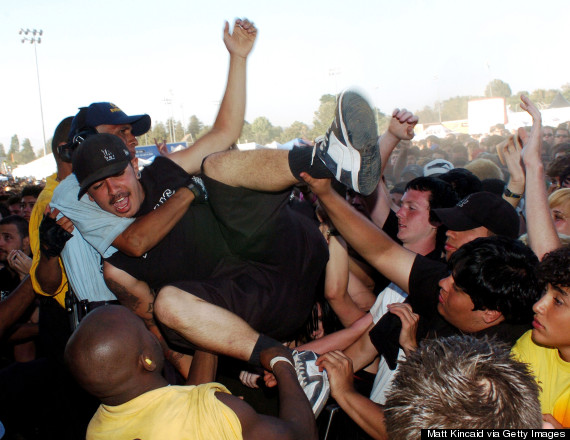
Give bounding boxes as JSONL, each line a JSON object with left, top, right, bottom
{"left": 19, "top": 28, "right": 47, "bottom": 156}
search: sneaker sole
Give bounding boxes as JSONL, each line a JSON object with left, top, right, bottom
{"left": 317, "top": 91, "right": 380, "bottom": 196}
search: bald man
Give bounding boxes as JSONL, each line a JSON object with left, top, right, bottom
{"left": 65, "top": 305, "right": 317, "bottom": 440}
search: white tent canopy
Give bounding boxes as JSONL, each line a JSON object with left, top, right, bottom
{"left": 11, "top": 153, "right": 57, "bottom": 179}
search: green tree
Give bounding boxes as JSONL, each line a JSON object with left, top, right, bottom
{"left": 562, "top": 83, "right": 570, "bottom": 103}
{"left": 239, "top": 121, "right": 252, "bottom": 143}
{"left": 311, "top": 94, "right": 336, "bottom": 138}
{"left": 0, "top": 143, "right": 5, "bottom": 158}
{"left": 529, "top": 89, "right": 559, "bottom": 108}
{"left": 197, "top": 125, "right": 211, "bottom": 141}
{"left": 374, "top": 108, "right": 390, "bottom": 135}
{"left": 415, "top": 105, "right": 439, "bottom": 124}
{"left": 484, "top": 79, "right": 512, "bottom": 99}
{"left": 19, "top": 138, "right": 36, "bottom": 164}
{"left": 271, "top": 126, "right": 283, "bottom": 143}
{"left": 187, "top": 115, "right": 203, "bottom": 142}
{"left": 251, "top": 117, "right": 275, "bottom": 145}
{"left": 164, "top": 118, "right": 177, "bottom": 143}
{"left": 174, "top": 121, "right": 185, "bottom": 142}
{"left": 279, "top": 121, "right": 311, "bottom": 143}
{"left": 507, "top": 91, "right": 530, "bottom": 112}
{"left": 151, "top": 122, "right": 169, "bottom": 145}
{"left": 441, "top": 96, "right": 470, "bottom": 121}
{"left": 8, "top": 135, "right": 20, "bottom": 163}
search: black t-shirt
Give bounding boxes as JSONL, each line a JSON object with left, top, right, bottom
{"left": 368, "top": 253, "right": 448, "bottom": 369}
{"left": 106, "top": 157, "right": 232, "bottom": 289}
{"left": 0, "top": 267, "right": 21, "bottom": 299}
{"left": 369, "top": 253, "right": 529, "bottom": 369}
{"left": 407, "top": 253, "right": 448, "bottom": 318}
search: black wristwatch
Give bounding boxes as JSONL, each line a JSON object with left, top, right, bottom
{"left": 503, "top": 187, "right": 522, "bottom": 199}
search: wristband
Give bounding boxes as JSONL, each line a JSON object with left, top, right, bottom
{"left": 269, "top": 356, "right": 294, "bottom": 371}
{"left": 187, "top": 176, "right": 208, "bottom": 203}
{"left": 503, "top": 187, "right": 522, "bottom": 199}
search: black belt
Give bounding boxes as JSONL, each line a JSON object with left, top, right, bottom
{"left": 67, "top": 294, "right": 121, "bottom": 330}
{"left": 87, "top": 300, "right": 121, "bottom": 310}
{"left": 77, "top": 299, "right": 120, "bottom": 320}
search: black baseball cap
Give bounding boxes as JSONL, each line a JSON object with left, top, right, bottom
{"left": 73, "top": 133, "right": 133, "bottom": 200}
{"left": 432, "top": 192, "right": 519, "bottom": 238}
{"left": 69, "top": 102, "right": 151, "bottom": 140}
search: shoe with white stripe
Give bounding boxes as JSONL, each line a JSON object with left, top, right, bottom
{"left": 315, "top": 90, "right": 380, "bottom": 196}
{"left": 293, "top": 349, "right": 330, "bottom": 418}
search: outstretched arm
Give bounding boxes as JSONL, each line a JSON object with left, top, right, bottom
{"left": 106, "top": 19, "right": 258, "bottom": 257}
{"left": 299, "top": 312, "right": 373, "bottom": 354}
{"left": 367, "top": 110, "right": 418, "bottom": 227}
{"left": 168, "top": 19, "right": 257, "bottom": 174}
{"left": 301, "top": 174, "right": 417, "bottom": 292}
{"left": 519, "top": 95, "right": 561, "bottom": 258}
{"left": 379, "top": 109, "right": 418, "bottom": 176}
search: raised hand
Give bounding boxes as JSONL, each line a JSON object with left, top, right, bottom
{"left": 496, "top": 135, "right": 524, "bottom": 193}
{"left": 223, "top": 18, "right": 257, "bottom": 59}
{"left": 388, "top": 108, "right": 418, "bottom": 141}
{"left": 519, "top": 95, "right": 543, "bottom": 166}
{"left": 154, "top": 138, "right": 169, "bottom": 156}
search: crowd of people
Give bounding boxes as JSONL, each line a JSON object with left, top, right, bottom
{"left": 0, "top": 18, "right": 569, "bottom": 440}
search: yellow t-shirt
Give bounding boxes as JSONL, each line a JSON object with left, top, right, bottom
{"left": 29, "top": 173, "right": 67, "bottom": 308}
{"left": 512, "top": 330, "right": 570, "bottom": 427}
{"left": 87, "top": 383, "right": 243, "bottom": 440}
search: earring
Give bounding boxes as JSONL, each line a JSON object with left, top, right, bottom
{"left": 145, "top": 358, "right": 152, "bottom": 366}
{"left": 137, "top": 171, "right": 142, "bottom": 179}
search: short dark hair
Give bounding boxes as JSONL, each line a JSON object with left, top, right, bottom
{"left": 51, "top": 116, "right": 74, "bottom": 162}
{"left": 547, "top": 155, "right": 570, "bottom": 178}
{"left": 384, "top": 335, "right": 543, "bottom": 437}
{"left": 537, "top": 245, "right": 570, "bottom": 289}
{"left": 406, "top": 176, "right": 459, "bottom": 250}
{"left": 552, "top": 142, "right": 570, "bottom": 158}
{"left": 21, "top": 185, "right": 42, "bottom": 199}
{"left": 0, "top": 204, "right": 10, "bottom": 219}
{"left": 449, "top": 236, "right": 541, "bottom": 324}
{"left": 7, "top": 195, "right": 21, "bottom": 206}
{"left": 0, "top": 215, "right": 29, "bottom": 239}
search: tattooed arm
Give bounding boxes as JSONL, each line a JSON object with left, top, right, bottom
{"left": 103, "top": 262, "right": 192, "bottom": 378}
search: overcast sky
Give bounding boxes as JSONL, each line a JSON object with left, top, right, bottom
{"left": 2, "top": 0, "right": 569, "bottom": 151}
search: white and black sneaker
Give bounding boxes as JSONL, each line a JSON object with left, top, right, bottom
{"left": 315, "top": 90, "right": 380, "bottom": 196}
{"left": 293, "top": 349, "right": 330, "bottom": 418}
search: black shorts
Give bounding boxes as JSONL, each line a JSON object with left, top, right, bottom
{"left": 158, "top": 175, "right": 329, "bottom": 347}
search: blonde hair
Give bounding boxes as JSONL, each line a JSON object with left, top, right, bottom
{"left": 549, "top": 188, "right": 570, "bottom": 210}
{"left": 465, "top": 158, "right": 504, "bottom": 181}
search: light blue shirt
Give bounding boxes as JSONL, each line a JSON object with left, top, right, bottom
{"left": 50, "top": 174, "right": 134, "bottom": 302}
